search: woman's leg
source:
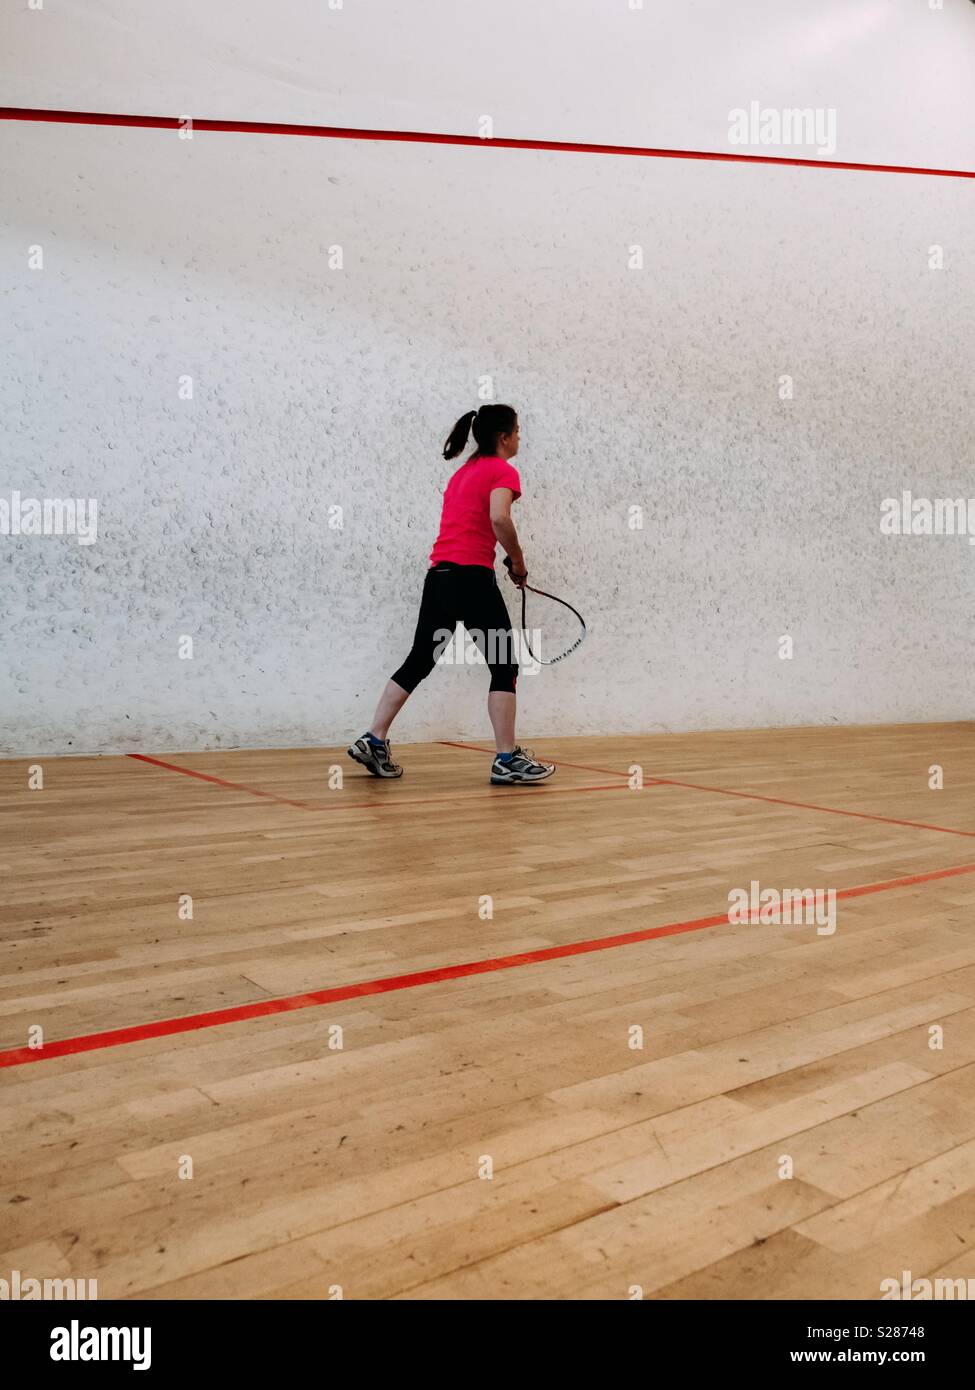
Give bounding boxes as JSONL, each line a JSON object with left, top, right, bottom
{"left": 368, "top": 680, "right": 411, "bottom": 740}
{"left": 462, "top": 569, "right": 553, "bottom": 780}
{"left": 461, "top": 570, "right": 520, "bottom": 754}
{"left": 487, "top": 691, "right": 516, "bottom": 753}
{"left": 349, "top": 571, "right": 456, "bottom": 778}
{"left": 373, "top": 569, "right": 456, "bottom": 735}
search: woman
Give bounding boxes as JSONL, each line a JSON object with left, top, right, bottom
{"left": 348, "top": 404, "right": 555, "bottom": 784}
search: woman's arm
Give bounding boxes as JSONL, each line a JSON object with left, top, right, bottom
{"left": 490, "top": 488, "right": 527, "bottom": 585}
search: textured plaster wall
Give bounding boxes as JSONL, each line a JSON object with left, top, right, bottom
{"left": 2, "top": 1, "right": 974, "bottom": 755}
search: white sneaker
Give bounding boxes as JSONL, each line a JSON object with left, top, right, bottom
{"left": 347, "top": 735, "right": 403, "bottom": 778}
{"left": 490, "top": 746, "right": 556, "bottom": 785}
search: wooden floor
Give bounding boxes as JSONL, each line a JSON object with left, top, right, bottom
{"left": 3, "top": 724, "right": 975, "bottom": 1300}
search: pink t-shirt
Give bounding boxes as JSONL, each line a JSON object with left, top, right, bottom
{"left": 428, "top": 454, "right": 522, "bottom": 569}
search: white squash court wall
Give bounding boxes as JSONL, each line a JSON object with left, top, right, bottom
{"left": 2, "top": 0, "right": 974, "bottom": 755}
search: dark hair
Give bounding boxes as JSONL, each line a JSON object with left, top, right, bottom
{"left": 443, "top": 404, "right": 517, "bottom": 461}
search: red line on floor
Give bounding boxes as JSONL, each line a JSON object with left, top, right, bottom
{"left": 126, "top": 752, "right": 629, "bottom": 811}
{"left": 441, "top": 742, "right": 975, "bottom": 841}
{"left": 3, "top": 857, "right": 975, "bottom": 1070}
{"left": 438, "top": 740, "right": 642, "bottom": 780}
{"left": 324, "top": 782, "right": 629, "bottom": 810}
{"left": 653, "top": 775, "right": 975, "bottom": 840}
{"left": 127, "top": 753, "right": 320, "bottom": 808}
{"left": 2, "top": 107, "right": 973, "bottom": 180}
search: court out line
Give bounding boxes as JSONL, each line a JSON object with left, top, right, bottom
{"left": 438, "top": 741, "right": 645, "bottom": 781}
{"left": 1, "top": 107, "right": 972, "bottom": 181}
{"left": 3, "top": 856, "right": 975, "bottom": 1070}
{"left": 127, "top": 753, "right": 320, "bottom": 808}
{"left": 441, "top": 741, "right": 975, "bottom": 842}
{"left": 126, "top": 751, "right": 631, "bottom": 811}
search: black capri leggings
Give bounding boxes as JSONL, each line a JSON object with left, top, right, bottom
{"left": 391, "top": 562, "right": 519, "bottom": 694}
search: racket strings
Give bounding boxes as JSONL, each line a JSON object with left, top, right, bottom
{"left": 515, "top": 581, "right": 586, "bottom": 665}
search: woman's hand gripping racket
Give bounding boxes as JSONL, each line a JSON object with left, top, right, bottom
{"left": 504, "top": 557, "right": 587, "bottom": 665}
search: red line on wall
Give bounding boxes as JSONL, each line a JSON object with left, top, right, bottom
{"left": 3, "top": 855, "right": 974, "bottom": 1069}
{"left": 1, "top": 107, "right": 972, "bottom": 180}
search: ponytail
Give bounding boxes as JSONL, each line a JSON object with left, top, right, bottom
{"left": 443, "top": 410, "right": 478, "bottom": 460}
{"left": 443, "top": 403, "right": 518, "bottom": 461}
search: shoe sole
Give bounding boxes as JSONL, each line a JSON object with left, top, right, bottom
{"left": 490, "top": 768, "right": 556, "bottom": 785}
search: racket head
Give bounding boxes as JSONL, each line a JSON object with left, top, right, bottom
{"left": 521, "top": 588, "right": 586, "bottom": 664}
{"left": 501, "top": 565, "right": 586, "bottom": 665}
{"left": 501, "top": 557, "right": 586, "bottom": 664}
